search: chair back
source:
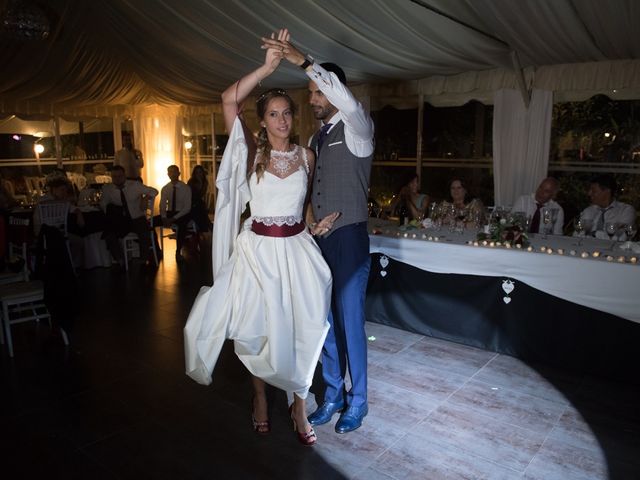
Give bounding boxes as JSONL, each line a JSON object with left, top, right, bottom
{"left": 94, "top": 175, "right": 112, "bottom": 184}
{"left": 142, "top": 195, "right": 156, "bottom": 223}
{"left": 7, "top": 216, "right": 31, "bottom": 281}
{"left": 24, "top": 176, "right": 46, "bottom": 197}
{"left": 37, "top": 201, "right": 70, "bottom": 233}
{"left": 66, "top": 172, "right": 87, "bottom": 191}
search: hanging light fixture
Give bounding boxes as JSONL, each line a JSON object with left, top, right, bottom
{"left": 1, "top": 0, "right": 50, "bottom": 40}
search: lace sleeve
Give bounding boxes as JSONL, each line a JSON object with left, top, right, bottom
{"left": 300, "top": 146, "right": 310, "bottom": 175}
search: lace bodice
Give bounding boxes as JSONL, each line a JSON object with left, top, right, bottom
{"left": 250, "top": 145, "right": 309, "bottom": 223}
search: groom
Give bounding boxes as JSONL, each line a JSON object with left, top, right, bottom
{"left": 263, "top": 30, "right": 375, "bottom": 433}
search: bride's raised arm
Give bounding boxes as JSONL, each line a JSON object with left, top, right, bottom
{"left": 220, "top": 30, "right": 288, "bottom": 134}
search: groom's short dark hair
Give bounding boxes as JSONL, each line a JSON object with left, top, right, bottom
{"left": 321, "top": 62, "right": 347, "bottom": 85}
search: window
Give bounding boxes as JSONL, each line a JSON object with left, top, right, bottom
{"left": 549, "top": 95, "right": 640, "bottom": 223}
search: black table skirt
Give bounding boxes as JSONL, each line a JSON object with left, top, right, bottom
{"left": 365, "top": 253, "right": 640, "bottom": 378}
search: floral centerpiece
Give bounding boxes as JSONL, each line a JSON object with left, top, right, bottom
{"left": 477, "top": 217, "right": 529, "bottom": 247}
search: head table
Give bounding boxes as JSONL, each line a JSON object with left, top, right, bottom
{"left": 365, "top": 219, "right": 640, "bottom": 374}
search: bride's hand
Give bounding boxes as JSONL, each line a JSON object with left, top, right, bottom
{"left": 312, "top": 211, "right": 341, "bottom": 235}
{"left": 264, "top": 32, "right": 284, "bottom": 72}
{"left": 262, "top": 28, "right": 304, "bottom": 66}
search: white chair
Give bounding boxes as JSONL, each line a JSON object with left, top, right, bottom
{"left": 6, "top": 216, "right": 31, "bottom": 283}
{"left": 37, "top": 201, "right": 75, "bottom": 273}
{"left": 159, "top": 218, "right": 198, "bottom": 253}
{"left": 2, "top": 179, "right": 27, "bottom": 205}
{"left": 66, "top": 172, "right": 87, "bottom": 191}
{"left": 0, "top": 281, "right": 68, "bottom": 357}
{"left": 24, "top": 176, "right": 46, "bottom": 197}
{"left": 121, "top": 196, "right": 159, "bottom": 270}
{"left": 94, "top": 174, "right": 112, "bottom": 184}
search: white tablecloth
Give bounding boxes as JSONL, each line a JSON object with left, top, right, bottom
{"left": 368, "top": 220, "right": 640, "bottom": 323}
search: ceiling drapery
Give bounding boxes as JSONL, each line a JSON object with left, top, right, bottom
{"left": 0, "top": 0, "right": 639, "bottom": 116}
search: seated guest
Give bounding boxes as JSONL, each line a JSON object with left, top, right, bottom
{"left": 33, "top": 177, "right": 84, "bottom": 235}
{"left": 100, "top": 165, "right": 158, "bottom": 266}
{"left": 440, "top": 177, "right": 484, "bottom": 227}
{"left": 160, "top": 165, "right": 192, "bottom": 261}
{"left": 187, "top": 165, "right": 212, "bottom": 232}
{"left": 579, "top": 174, "right": 636, "bottom": 238}
{"left": 512, "top": 177, "right": 564, "bottom": 235}
{"left": 388, "top": 172, "right": 430, "bottom": 222}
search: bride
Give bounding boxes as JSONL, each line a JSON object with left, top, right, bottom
{"left": 184, "top": 30, "right": 338, "bottom": 446}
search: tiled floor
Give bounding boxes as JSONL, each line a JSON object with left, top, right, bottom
{"left": 1, "top": 242, "right": 639, "bottom": 479}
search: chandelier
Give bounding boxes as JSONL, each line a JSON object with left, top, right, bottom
{"left": 1, "top": 0, "right": 50, "bottom": 40}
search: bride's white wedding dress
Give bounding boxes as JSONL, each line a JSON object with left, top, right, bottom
{"left": 184, "top": 133, "right": 331, "bottom": 398}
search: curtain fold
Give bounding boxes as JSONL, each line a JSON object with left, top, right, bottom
{"left": 133, "top": 104, "right": 184, "bottom": 191}
{"left": 492, "top": 89, "right": 553, "bottom": 207}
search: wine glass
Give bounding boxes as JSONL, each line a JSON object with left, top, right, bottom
{"left": 455, "top": 207, "right": 467, "bottom": 234}
{"left": 624, "top": 223, "right": 637, "bottom": 242}
{"left": 447, "top": 204, "right": 457, "bottom": 233}
{"left": 573, "top": 216, "right": 585, "bottom": 246}
{"left": 604, "top": 222, "right": 618, "bottom": 249}
{"left": 541, "top": 207, "right": 552, "bottom": 239}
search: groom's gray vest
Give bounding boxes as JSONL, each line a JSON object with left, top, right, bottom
{"left": 309, "top": 121, "right": 373, "bottom": 235}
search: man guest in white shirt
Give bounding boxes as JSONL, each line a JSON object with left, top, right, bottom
{"left": 160, "top": 165, "right": 191, "bottom": 261}
{"left": 579, "top": 174, "right": 636, "bottom": 238}
{"left": 114, "top": 133, "right": 144, "bottom": 181}
{"left": 512, "top": 177, "right": 565, "bottom": 235}
{"left": 101, "top": 165, "right": 158, "bottom": 266}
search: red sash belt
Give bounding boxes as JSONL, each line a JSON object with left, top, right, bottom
{"left": 251, "top": 220, "right": 305, "bottom": 237}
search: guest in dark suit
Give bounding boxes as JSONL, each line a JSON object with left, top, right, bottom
{"left": 187, "top": 165, "right": 212, "bottom": 232}
{"left": 160, "top": 165, "right": 191, "bottom": 261}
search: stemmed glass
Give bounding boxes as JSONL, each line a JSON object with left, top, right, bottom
{"left": 605, "top": 222, "right": 618, "bottom": 250}
{"left": 541, "top": 208, "right": 552, "bottom": 239}
{"left": 624, "top": 223, "right": 637, "bottom": 242}
{"left": 431, "top": 203, "right": 443, "bottom": 231}
{"left": 573, "top": 216, "right": 586, "bottom": 246}
{"left": 455, "top": 207, "right": 467, "bottom": 234}
{"left": 447, "top": 204, "right": 457, "bottom": 233}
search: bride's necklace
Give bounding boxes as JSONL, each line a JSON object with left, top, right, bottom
{"left": 270, "top": 146, "right": 298, "bottom": 176}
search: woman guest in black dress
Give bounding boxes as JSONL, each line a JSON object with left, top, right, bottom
{"left": 187, "top": 165, "right": 212, "bottom": 232}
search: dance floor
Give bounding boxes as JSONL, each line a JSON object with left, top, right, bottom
{"left": 1, "top": 241, "right": 638, "bottom": 479}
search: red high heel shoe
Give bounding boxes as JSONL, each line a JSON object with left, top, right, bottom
{"left": 289, "top": 405, "right": 317, "bottom": 446}
{"left": 252, "top": 396, "right": 270, "bottom": 435}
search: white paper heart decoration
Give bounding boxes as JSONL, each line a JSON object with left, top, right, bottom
{"left": 380, "top": 270, "right": 387, "bottom": 277}
{"left": 502, "top": 279, "right": 515, "bottom": 295}
{"left": 380, "top": 255, "right": 389, "bottom": 269}
{"left": 503, "top": 296, "right": 511, "bottom": 304}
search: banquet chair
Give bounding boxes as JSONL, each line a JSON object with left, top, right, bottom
{"left": 94, "top": 174, "right": 112, "bottom": 184}
{"left": 0, "top": 280, "right": 60, "bottom": 357}
{"left": 2, "top": 179, "right": 27, "bottom": 205}
{"left": 66, "top": 172, "right": 87, "bottom": 192}
{"left": 5, "top": 216, "right": 32, "bottom": 283}
{"left": 159, "top": 218, "right": 198, "bottom": 252}
{"left": 121, "top": 196, "right": 159, "bottom": 271}
{"left": 37, "top": 201, "right": 75, "bottom": 273}
{"left": 24, "top": 176, "right": 46, "bottom": 197}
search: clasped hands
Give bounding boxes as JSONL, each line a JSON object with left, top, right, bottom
{"left": 260, "top": 28, "right": 306, "bottom": 67}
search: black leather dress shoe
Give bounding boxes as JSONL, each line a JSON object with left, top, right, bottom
{"left": 307, "top": 400, "right": 345, "bottom": 426}
{"left": 335, "top": 404, "right": 368, "bottom": 434}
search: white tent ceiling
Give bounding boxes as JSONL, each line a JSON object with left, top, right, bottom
{"left": 0, "top": 0, "right": 639, "bottom": 116}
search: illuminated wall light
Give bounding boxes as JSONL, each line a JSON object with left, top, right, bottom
{"left": 34, "top": 144, "right": 45, "bottom": 154}
{"left": 604, "top": 132, "right": 611, "bottom": 138}
{"left": 184, "top": 140, "right": 193, "bottom": 150}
